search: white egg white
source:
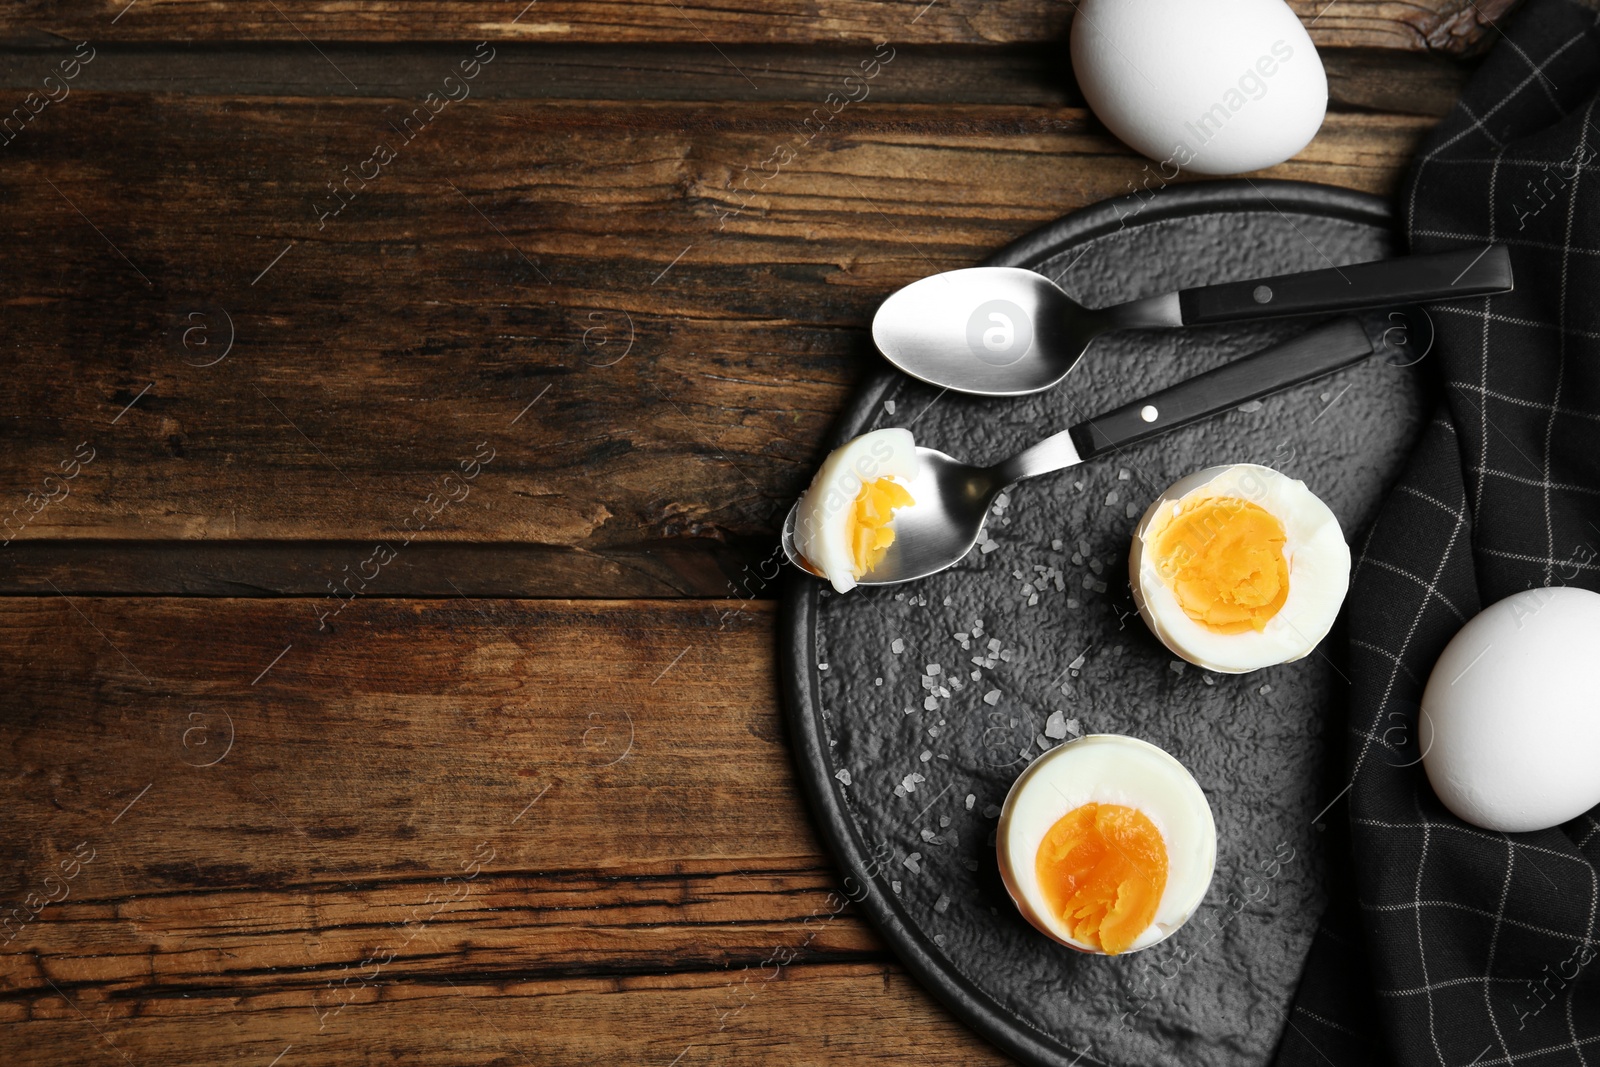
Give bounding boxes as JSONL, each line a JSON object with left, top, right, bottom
{"left": 1130, "top": 464, "right": 1350, "bottom": 675}
{"left": 793, "top": 428, "right": 919, "bottom": 594}
{"left": 998, "top": 734, "right": 1217, "bottom": 954}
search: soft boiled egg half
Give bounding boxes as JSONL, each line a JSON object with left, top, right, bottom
{"left": 793, "top": 428, "right": 919, "bottom": 593}
{"left": 999, "top": 734, "right": 1216, "bottom": 955}
{"left": 1130, "top": 464, "right": 1350, "bottom": 674}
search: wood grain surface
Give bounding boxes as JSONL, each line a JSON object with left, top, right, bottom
{"left": 0, "top": 0, "right": 1518, "bottom": 53}
{"left": 0, "top": 3, "right": 1482, "bottom": 1062}
{"left": 0, "top": 598, "right": 1008, "bottom": 1064}
{"left": 0, "top": 91, "right": 1431, "bottom": 596}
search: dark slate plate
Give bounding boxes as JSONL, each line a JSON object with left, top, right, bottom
{"left": 780, "top": 180, "right": 1433, "bottom": 1067}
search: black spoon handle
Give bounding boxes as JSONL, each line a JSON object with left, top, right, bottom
{"left": 1069, "top": 315, "right": 1382, "bottom": 461}
{"left": 1176, "top": 245, "right": 1511, "bottom": 326}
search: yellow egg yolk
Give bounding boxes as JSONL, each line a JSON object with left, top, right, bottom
{"left": 846, "top": 477, "right": 914, "bottom": 578}
{"left": 1151, "top": 496, "right": 1289, "bottom": 634}
{"left": 1035, "top": 802, "right": 1168, "bottom": 956}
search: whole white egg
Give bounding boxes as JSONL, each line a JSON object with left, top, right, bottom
{"left": 1070, "top": 0, "right": 1328, "bottom": 175}
{"left": 1420, "top": 586, "right": 1600, "bottom": 833}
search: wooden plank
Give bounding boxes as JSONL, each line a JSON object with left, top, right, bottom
{"left": 3, "top": 966, "right": 1012, "bottom": 1065}
{"left": 0, "top": 43, "right": 1469, "bottom": 116}
{"left": 0, "top": 96, "right": 1432, "bottom": 595}
{"left": 0, "top": 0, "right": 1518, "bottom": 54}
{"left": 0, "top": 597, "right": 1011, "bottom": 1063}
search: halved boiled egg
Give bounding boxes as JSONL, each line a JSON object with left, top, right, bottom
{"left": 1130, "top": 464, "right": 1349, "bottom": 674}
{"left": 999, "top": 734, "right": 1215, "bottom": 955}
{"left": 794, "top": 428, "right": 918, "bottom": 593}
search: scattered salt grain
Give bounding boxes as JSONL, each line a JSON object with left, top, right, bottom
{"left": 904, "top": 852, "right": 922, "bottom": 873}
{"left": 1052, "top": 539, "right": 1064, "bottom": 551}
{"left": 1105, "top": 490, "right": 1120, "bottom": 506}
{"left": 892, "top": 880, "right": 902, "bottom": 893}
{"left": 1118, "top": 468, "right": 1131, "bottom": 481}
{"left": 920, "top": 750, "right": 932, "bottom": 763}
{"left": 965, "top": 794, "right": 976, "bottom": 810}
{"left": 924, "top": 696, "right": 938, "bottom": 710}
{"left": 835, "top": 769, "right": 852, "bottom": 785}
{"left": 1237, "top": 399, "right": 1263, "bottom": 413}
{"left": 885, "top": 400, "right": 897, "bottom": 415}
{"left": 926, "top": 663, "right": 941, "bottom": 675}
{"left": 1126, "top": 503, "right": 1140, "bottom": 519}
{"left": 818, "top": 662, "right": 829, "bottom": 671}
{"left": 891, "top": 638, "right": 905, "bottom": 654}
{"left": 934, "top": 894, "right": 951, "bottom": 915}
{"left": 920, "top": 828, "right": 937, "bottom": 842}
{"left": 1170, "top": 660, "right": 1186, "bottom": 674}
{"left": 1045, "top": 710, "right": 1069, "bottom": 739}
{"left": 939, "top": 815, "right": 951, "bottom": 827}
{"left": 1259, "top": 684, "right": 1273, "bottom": 695}
{"left": 1036, "top": 734, "right": 1051, "bottom": 751}
{"left": 983, "top": 690, "right": 1001, "bottom": 706}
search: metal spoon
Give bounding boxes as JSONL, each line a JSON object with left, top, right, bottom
{"left": 871, "top": 246, "right": 1507, "bottom": 396}
{"left": 784, "top": 308, "right": 1430, "bottom": 587}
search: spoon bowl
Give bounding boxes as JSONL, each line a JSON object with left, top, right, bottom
{"left": 783, "top": 446, "right": 1004, "bottom": 586}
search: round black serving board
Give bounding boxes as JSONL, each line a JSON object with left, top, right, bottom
{"left": 780, "top": 180, "right": 1432, "bottom": 1067}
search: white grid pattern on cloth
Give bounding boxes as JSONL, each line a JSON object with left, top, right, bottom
{"left": 1278, "top": 4, "right": 1600, "bottom": 1065}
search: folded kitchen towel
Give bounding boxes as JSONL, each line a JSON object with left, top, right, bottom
{"left": 1276, "top": 1, "right": 1600, "bottom": 1064}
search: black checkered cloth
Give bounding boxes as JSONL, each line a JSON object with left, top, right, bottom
{"left": 1274, "top": 2, "right": 1600, "bottom": 1065}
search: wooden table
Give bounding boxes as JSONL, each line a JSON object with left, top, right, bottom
{"left": 0, "top": 3, "right": 1502, "bottom": 1062}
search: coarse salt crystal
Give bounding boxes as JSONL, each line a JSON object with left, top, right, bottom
{"left": 983, "top": 690, "right": 1001, "bottom": 706}
{"left": 835, "top": 769, "right": 852, "bottom": 785}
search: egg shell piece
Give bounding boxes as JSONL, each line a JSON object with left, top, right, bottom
{"left": 1419, "top": 586, "right": 1600, "bottom": 833}
{"left": 793, "top": 428, "right": 918, "bottom": 594}
{"left": 998, "top": 734, "right": 1217, "bottom": 954}
{"left": 1069, "top": 0, "right": 1327, "bottom": 175}
{"left": 1130, "top": 464, "right": 1350, "bottom": 674}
